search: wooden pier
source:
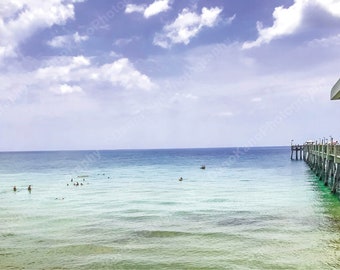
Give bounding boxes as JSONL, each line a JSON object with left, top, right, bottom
{"left": 301, "top": 141, "right": 340, "bottom": 195}
{"left": 298, "top": 79, "right": 340, "bottom": 196}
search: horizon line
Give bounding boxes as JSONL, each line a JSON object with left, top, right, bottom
{"left": 0, "top": 145, "right": 290, "bottom": 153}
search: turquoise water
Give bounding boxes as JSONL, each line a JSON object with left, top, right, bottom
{"left": 0, "top": 147, "right": 340, "bottom": 269}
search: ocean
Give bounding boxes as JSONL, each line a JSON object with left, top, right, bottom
{"left": 0, "top": 147, "right": 340, "bottom": 269}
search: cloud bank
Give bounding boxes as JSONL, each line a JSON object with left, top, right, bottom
{"left": 0, "top": 56, "right": 155, "bottom": 103}
{"left": 0, "top": 0, "right": 82, "bottom": 61}
{"left": 243, "top": 0, "right": 340, "bottom": 49}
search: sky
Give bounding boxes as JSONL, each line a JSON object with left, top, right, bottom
{"left": 1, "top": 0, "right": 340, "bottom": 151}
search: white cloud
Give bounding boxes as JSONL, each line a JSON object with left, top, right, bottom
{"left": 251, "top": 97, "right": 262, "bottom": 102}
{"left": 125, "top": 4, "right": 146, "bottom": 14}
{"left": 0, "top": 45, "right": 16, "bottom": 59}
{"left": 125, "top": 0, "right": 170, "bottom": 18}
{"left": 153, "top": 7, "right": 223, "bottom": 48}
{"left": 98, "top": 58, "right": 155, "bottom": 90}
{"left": 73, "top": 32, "right": 88, "bottom": 43}
{"left": 170, "top": 92, "right": 198, "bottom": 103}
{"left": 243, "top": 0, "right": 340, "bottom": 49}
{"left": 36, "top": 56, "right": 91, "bottom": 82}
{"left": 308, "top": 34, "right": 340, "bottom": 47}
{"left": 48, "top": 36, "right": 69, "bottom": 48}
{"left": 59, "top": 84, "right": 82, "bottom": 94}
{"left": 217, "top": 112, "right": 234, "bottom": 117}
{"left": 0, "top": 0, "right": 80, "bottom": 61}
{"left": 183, "top": 93, "right": 198, "bottom": 100}
{"left": 225, "top": 14, "right": 236, "bottom": 25}
{"left": 72, "top": 55, "right": 90, "bottom": 67}
{"left": 0, "top": 55, "right": 155, "bottom": 126}
{"left": 144, "top": 0, "right": 170, "bottom": 18}
{"left": 47, "top": 32, "right": 88, "bottom": 48}
{"left": 109, "top": 50, "right": 120, "bottom": 58}
{"left": 35, "top": 56, "right": 155, "bottom": 91}
{"left": 114, "top": 37, "right": 138, "bottom": 47}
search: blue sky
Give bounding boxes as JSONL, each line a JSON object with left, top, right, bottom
{"left": 1, "top": 0, "right": 340, "bottom": 151}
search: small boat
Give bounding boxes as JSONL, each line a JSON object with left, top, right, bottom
{"left": 200, "top": 165, "right": 206, "bottom": 170}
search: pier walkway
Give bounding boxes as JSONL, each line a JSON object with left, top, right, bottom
{"left": 300, "top": 142, "right": 340, "bottom": 194}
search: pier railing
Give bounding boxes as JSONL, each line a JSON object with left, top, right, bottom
{"left": 300, "top": 141, "right": 340, "bottom": 196}
{"left": 304, "top": 144, "right": 340, "bottom": 161}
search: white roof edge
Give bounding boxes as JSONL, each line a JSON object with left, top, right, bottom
{"left": 331, "top": 78, "right": 340, "bottom": 100}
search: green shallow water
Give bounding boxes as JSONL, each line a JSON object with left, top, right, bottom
{"left": 0, "top": 148, "right": 340, "bottom": 269}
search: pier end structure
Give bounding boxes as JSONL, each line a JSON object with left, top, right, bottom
{"left": 291, "top": 144, "right": 303, "bottom": 160}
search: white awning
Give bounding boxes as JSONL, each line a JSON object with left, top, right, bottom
{"left": 331, "top": 78, "right": 340, "bottom": 100}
